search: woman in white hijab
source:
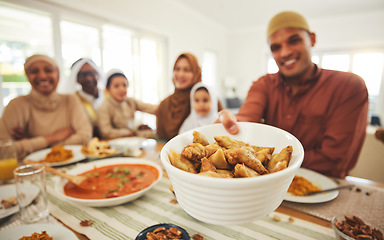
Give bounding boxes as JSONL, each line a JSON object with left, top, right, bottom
{"left": 179, "top": 82, "right": 219, "bottom": 134}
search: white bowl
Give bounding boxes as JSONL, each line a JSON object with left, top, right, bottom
{"left": 160, "top": 122, "right": 304, "bottom": 225}
{"left": 108, "top": 137, "right": 145, "bottom": 157}
{"left": 55, "top": 158, "right": 162, "bottom": 207}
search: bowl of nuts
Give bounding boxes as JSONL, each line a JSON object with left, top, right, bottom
{"left": 135, "top": 223, "right": 190, "bottom": 240}
{"left": 331, "top": 215, "right": 383, "bottom": 240}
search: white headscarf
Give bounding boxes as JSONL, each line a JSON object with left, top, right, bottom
{"left": 179, "top": 82, "right": 219, "bottom": 134}
{"left": 59, "top": 58, "right": 105, "bottom": 94}
{"left": 105, "top": 68, "right": 126, "bottom": 87}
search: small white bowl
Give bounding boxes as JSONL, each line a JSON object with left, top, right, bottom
{"left": 55, "top": 158, "right": 162, "bottom": 207}
{"left": 160, "top": 122, "right": 304, "bottom": 225}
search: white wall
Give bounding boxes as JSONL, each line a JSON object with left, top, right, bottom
{"left": 228, "top": 10, "right": 384, "bottom": 99}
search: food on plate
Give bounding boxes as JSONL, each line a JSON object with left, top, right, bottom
{"left": 288, "top": 175, "right": 321, "bottom": 196}
{"left": 81, "top": 137, "right": 118, "bottom": 158}
{"left": 145, "top": 226, "right": 183, "bottom": 240}
{"left": 167, "top": 131, "right": 293, "bottom": 178}
{"left": 0, "top": 196, "right": 17, "bottom": 209}
{"left": 43, "top": 145, "right": 73, "bottom": 163}
{"left": 334, "top": 215, "right": 383, "bottom": 240}
{"left": 18, "top": 231, "right": 53, "bottom": 240}
{"left": 63, "top": 164, "right": 159, "bottom": 199}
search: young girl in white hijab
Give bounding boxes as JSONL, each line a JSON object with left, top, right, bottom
{"left": 179, "top": 83, "right": 219, "bottom": 134}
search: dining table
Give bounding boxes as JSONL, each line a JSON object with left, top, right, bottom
{"left": 1, "top": 139, "right": 383, "bottom": 240}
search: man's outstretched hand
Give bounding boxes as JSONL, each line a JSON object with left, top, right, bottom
{"left": 215, "top": 109, "right": 239, "bottom": 135}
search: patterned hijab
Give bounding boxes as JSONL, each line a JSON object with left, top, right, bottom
{"left": 156, "top": 53, "right": 202, "bottom": 141}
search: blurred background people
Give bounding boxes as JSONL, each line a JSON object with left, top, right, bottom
{"left": 97, "top": 69, "right": 158, "bottom": 139}
{"left": 156, "top": 53, "right": 223, "bottom": 141}
{"left": 217, "top": 11, "right": 368, "bottom": 178}
{"left": 179, "top": 82, "right": 219, "bottom": 134}
{"left": 68, "top": 58, "right": 105, "bottom": 137}
{"left": 0, "top": 54, "right": 92, "bottom": 159}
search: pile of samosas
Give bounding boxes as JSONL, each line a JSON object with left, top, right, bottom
{"left": 167, "top": 131, "right": 293, "bottom": 178}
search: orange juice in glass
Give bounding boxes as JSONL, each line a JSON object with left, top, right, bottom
{"left": 0, "top": 139, "right": 18, "bottom": 182}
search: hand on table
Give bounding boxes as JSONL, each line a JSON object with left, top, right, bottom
{"left": 11, "top": 126, "right": 28, "bottom": 140}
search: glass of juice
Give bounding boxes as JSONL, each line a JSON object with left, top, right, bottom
{"left": 0, "top": 139, "right": 18, "bottom": 183}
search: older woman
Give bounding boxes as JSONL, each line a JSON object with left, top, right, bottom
{"left": 156, "top": 53, "right": 222, "bottom": 141}
{"left": 0, "top": 54, "right": 92, "bottom": 160}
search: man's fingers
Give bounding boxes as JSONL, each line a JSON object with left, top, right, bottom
{"left": 218, "top": 110, "right": 239, "bottom": 135}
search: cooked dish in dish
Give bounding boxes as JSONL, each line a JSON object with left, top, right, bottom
{"left": 288, "top": 175, "right": 321, "bottom": 196}
{"left": 18, "top": 231, "right": 53, "bottom": 240}
{"left": 44, "top": 145, "right": 73, "bottom": 163}
{"left": 64, "top": 164, "right": 159, "bottom": 199}
{"left": 167, "top": 131, "right": 293, "bottom": 178}
{"left": 81, "top": 137, "right": 118, "bottom": 158}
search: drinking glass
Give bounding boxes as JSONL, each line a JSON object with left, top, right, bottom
{"left": 0, "top": 139, "right": 18, "bottom": 184}
{"left": 14, "top": 164, "right": 49, "bottom": 224}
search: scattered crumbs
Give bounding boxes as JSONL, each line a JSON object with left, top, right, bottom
{"left": 334, "top": 179, "right": 341, "bottom": 185}
{"left": 192, "top": 233, "right": 206, "bottom": 240}
{"left": 169, "top": 199, "right": 178, "bottom": 204}
{"left": 356, "top": 188, "right": 362, "bottom": 192}
{"left": 273, "top": 215, "right": 281, "bottom": 222}
{"left": 288, "top": 216, "right": 295, "bottom": 223}
{"left": 80, "top": 220, "right": 93, "bottom": 226}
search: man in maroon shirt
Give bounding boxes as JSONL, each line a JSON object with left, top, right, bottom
{"left": 218, "top": 11, "right": 368, "bottom": 178}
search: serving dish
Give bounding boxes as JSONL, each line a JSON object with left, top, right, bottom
{"left": 0, "top": 184, "right": 39, "bottom": 219}
{"left": 24, "top": 145, "right": 85, "bottom": 167}
{"left": 0, "top": 223, "right": 78, "bottom": 240}
{"left": 54, "top": 158, "right": 162, "bottom": 207}
{"left": 160, "top": 122, "right": 304, "bottom": 225}
{"left": 284, "top": 168, "right": 339, "bottom": 203}
{"left": 108, "top": 137, "right": 145, "bottom": 157}
{"left": 135, "top": 223, "right": 190, "bottom": 240}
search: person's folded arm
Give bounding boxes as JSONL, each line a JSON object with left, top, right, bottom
{"left": 0, "top": 100, "right": 48, "bottom": 159}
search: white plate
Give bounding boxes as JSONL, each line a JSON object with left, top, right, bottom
{"left": 24, "top": 145, "right": 85, "bottom": 167}
{"left": 0, "top": 184, "right": 39, "bottom": 219}
{"left": 108, "top": 137, "right": 145, "bottom": 157}
{"left": 0, "top": 223, "right": 78, "bottom": 240}
{"left": 54, "top": 157, "right": 163, "bottom": 207}
{"left": 284, "top": 168, "right": 339, "bottom": 203}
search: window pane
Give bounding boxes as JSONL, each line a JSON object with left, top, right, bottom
{"left": 0, "top": 5, "right": 53, "bottom": 109}
{"left": 103, "top": 25, "right": 133, "bottom": 95}
{"left": 134, "top": 38, "right": 162, "bottom": 128}
{"left": 202, "top": 51, "right": 217, "bottom": 87}
{"left": 60, "top": 21, "right": 101, "bottom": 78}
{"left": 321, "top": 54, "right": 350, "bottom": 71}
{"left": 352, "top": 53, "right": 383, "bottom": 96}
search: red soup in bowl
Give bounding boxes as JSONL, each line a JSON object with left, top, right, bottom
{"left": 64, "top": 164, "right": 159, "bottom": 199}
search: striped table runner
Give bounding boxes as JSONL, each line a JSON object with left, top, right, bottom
{"left": 46, "top": 176, "right": 336, "bottom": 240}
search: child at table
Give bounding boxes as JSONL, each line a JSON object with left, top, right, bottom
{"left": 179, "top": 82, "right": 219, "bottom": 134}
{"left": 97, "top": 69, "right": 158, "bottom": 139}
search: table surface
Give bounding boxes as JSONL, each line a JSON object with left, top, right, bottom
{"left": 2, "top": 140, "right": 383, "bottom": 240}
